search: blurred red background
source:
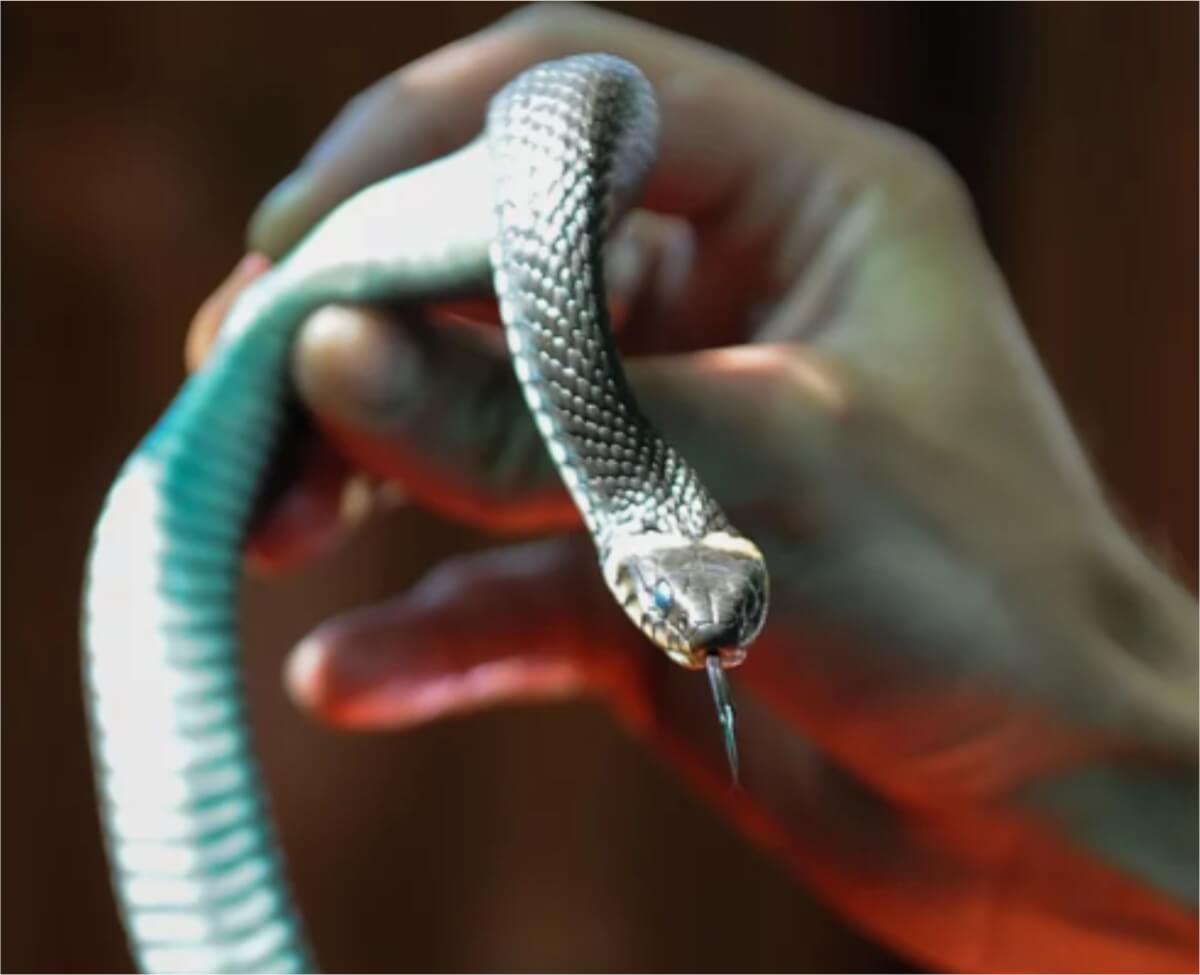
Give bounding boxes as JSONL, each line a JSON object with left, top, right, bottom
{"left": 3, "top": 4, "right": 1195, "bottom": 972}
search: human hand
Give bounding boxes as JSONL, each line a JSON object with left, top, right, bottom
{"left": 188, "top": 7, "right": 1198, "bottom": 971}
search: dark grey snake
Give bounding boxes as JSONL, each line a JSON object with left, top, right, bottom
{"left": 83, "top": 55, "right": 769, "bottom": 973}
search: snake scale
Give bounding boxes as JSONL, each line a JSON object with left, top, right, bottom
{"left": 83, "top": 55, "right": 768, "bottom": 973}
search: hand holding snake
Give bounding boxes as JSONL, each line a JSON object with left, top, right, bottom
{"left": 103, "top": 6, "right": 1197, "bottom": 973}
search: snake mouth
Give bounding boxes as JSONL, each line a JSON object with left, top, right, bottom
{"left": 691, "top": 620, "right": 742, "bottom": 652}
{"left": 623, "top": 599, "right": 758, "bottom": 670}
{"left": 662, "top": 641, "right": 748, "bottom": 672}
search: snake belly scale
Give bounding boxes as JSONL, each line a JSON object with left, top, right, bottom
{"left": 82, "top": 55, "right": 768, "bottom": 973}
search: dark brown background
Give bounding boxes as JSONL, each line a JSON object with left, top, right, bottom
{"left": 3, "top": 4, "right": 1196, "bottom": 972}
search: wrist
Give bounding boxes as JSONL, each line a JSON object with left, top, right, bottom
{"left": 1021, "top": 519, "right": 1197, "bottom": 903}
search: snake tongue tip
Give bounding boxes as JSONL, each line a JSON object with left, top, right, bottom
{"left": 704, "top": 653, "right": 740, "bottom": 787}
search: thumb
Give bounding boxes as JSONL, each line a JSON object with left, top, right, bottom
{"left": 285, "top": 537, "right": 651, "bottom": 730}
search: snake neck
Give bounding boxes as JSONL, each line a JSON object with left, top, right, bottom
{"left": 486, "top": 55, "right": 730, "bottom": 543}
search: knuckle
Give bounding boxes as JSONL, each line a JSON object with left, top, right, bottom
{"left": 876, "top": 125, "right": 976, "bottom": 220}
{"left": 496, "top": 2, "right": 613, "bottom": 54}
{"left": 713, "top": 345, "right": 857, "bottom": 421}
{"left": 905, "top": 137, "right": 971, "bottom": 205}
{"left": 333, "top": 77, "right": 388, "bottom": 129}
{"left": 499, "top": 3, "right": 577, "bottom": 40}
{"left": 773, "top": 346, "right": 859, "bottom": 421}
{"left": 843, "top": 114, "right": 977, "bottom": 228}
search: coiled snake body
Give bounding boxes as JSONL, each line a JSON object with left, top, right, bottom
{"left": 83, "top": 56, "right": 768, "bottom": 973}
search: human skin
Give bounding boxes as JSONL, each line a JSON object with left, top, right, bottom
{"left": 187, "top": 7, "right": 1198, "bottom": 971}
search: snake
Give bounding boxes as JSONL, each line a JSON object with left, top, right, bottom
{"left": 82, "top": 54, "right": 769, "bottom": 973}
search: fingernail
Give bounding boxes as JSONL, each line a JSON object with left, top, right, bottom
{"left": 338, "top": 477, "right": 408, "bottom": 522}
{"left": 339, "top": 474, "right": 376, "bottom": 527}
{"left": 285, "top": 632, "right": 329, "bottom": 711}
{"left": 255, "top": 172, "right": 305, "bottom": 220}
{"left": 213, "top": 252, "right": 269, "bottom": 302}
{"left": 248, "top": 173, "right": 311, "bottom": 257}
{"left": 234, "top": 251, "right": 272, "bottom": 280}
{"left": 186, "top": 253, "right": 272, "bottom": 371}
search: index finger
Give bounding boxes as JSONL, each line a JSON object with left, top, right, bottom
{"left": 248, "top": 5, "right": 877, "bottom": 258}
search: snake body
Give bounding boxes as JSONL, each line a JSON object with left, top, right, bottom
{"left": 83, "top": 56, "right": 767, "bottom": 973}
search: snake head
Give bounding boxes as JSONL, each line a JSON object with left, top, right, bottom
{"left": 604, "top": 530, "right": 768, "bottom": 670}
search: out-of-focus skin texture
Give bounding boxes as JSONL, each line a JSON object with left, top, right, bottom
{"left": 189, "top": 7, "right": 1198, "bottom": 972}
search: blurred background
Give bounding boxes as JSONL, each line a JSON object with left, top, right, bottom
{"left": 3, "top": 4, "right": 1195, "bottom": 972}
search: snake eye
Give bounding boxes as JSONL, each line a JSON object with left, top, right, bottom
{"left": 653, "top": 579, "right": 674, "bottom": 612}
